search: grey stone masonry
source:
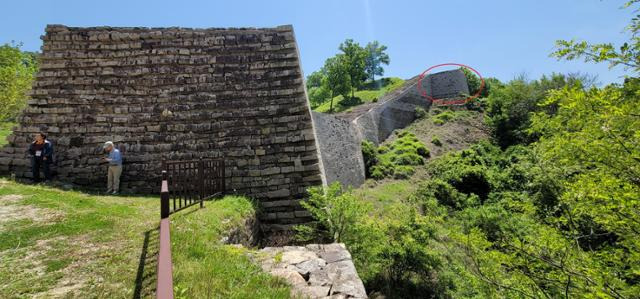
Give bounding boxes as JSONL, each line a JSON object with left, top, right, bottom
{"left": 0, "top": 25, "right": 323, "bottom": 223}
{"left": 311, "top": 112, "right": 365, "bottom": 188}
{"left": 258, "top": 243, "right": 367, "bottom": 298}
{"left": 314, "top": 71, "right": 469, "bottom": 188}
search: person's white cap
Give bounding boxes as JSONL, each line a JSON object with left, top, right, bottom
{"left": 103, "top": 141, "right": 114, "bottom": 149}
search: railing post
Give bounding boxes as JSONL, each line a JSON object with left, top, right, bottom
{"left": 161, "top": 170, "right": 170, "bottom": 219}
{"left": 198, "top": 157, "right": 204, "bottom": 208}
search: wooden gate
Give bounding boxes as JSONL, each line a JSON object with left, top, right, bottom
{"left": 160, "top": 158, "right": 225, "bottom": 217}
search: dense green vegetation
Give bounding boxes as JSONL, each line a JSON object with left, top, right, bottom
{"left": 363, "top": 131, "right": 430, "bottom": 180}
{"left": 0, "top": 43, "right": 37, "bottom": 122}
{"left": 300, "top": 3, "right": 640, "bottom": 297}
{"left": 303, "top": 74, "right": 640, "bottom": 298}
{"left": 0, "top": 180, "right": 289, "bottom": 298}
{"left": 0, "top": 121, "right": 14, "bottom": 146}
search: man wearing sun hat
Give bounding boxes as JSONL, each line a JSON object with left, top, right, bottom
{"left": 102, "top": 141, "right": 123, "bottom": 194}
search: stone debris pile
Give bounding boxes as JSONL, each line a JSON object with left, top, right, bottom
{"left": 258, "top": 243, "right": 367, "bottom": 298}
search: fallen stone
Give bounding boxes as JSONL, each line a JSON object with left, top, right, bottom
{"left": 319, "top": 249, "right": 351, "bottom": 263}
{"left": 298, "top": 285, "right": 331, "bottom": 298}
{"left": 295, "top": 258, "right": 327, "bottom": 276}
{"left": 259, "top": 243, "right": 367, "bottom": 298}
{"left": 281, "top": 250, "right": 318, "bottom": 265}
{"left": 308, "top": 270, "right": 331, "bottom": 286}
{"left": 269, "top": 268, "right": 306, "bottom": 286}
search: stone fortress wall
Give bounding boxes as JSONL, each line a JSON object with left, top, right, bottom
{"left": 0, "top": 24, "right": 469, "bottom": 222}
{"left": 0, "top": 25, "right": 324, "bottom": 224}
{"left": 313, "top": 69, "right": 469, "bottom": 188}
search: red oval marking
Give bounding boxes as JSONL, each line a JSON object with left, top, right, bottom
{"left": 416, "top": 63, "right": 485, "bottom": 106}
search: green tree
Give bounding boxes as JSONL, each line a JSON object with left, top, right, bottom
{"left": 306, "top": 70, "right": 331, "bottom": 108}
{"left": 324, "top": 55, "right": 351, "bottom": 113}
{"left": 529, "top": 81, "right": 640, "bottom": 297}
{"left": 0, "top": 43, "right": 38, "bottom": 121}
{"left": 297, "top": 182, "right": 367, "bottom": 243}
{"left": 306, "top": 70, "right": 325, "bottom": 89}
{"left": 364, "top": 41, "right": 390, "bottom": 82}
{"left": 339, "top": 39, "right": 368, "bottom": 99}
{"left": 485, "top": 73, "right": 583, "bottom": 148}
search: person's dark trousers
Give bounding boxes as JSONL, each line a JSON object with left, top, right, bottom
{"left": 31, "top": 157, "right": 51, "bottom": 182}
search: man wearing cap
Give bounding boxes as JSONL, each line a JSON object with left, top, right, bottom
{"left": 102, "top": 141, "right": 123, "bottom": 194}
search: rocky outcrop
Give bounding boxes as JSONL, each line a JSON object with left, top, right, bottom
{"left": 258, "top": 243, "right": 367, "bottom": 298}
{"left": 0, "top": 24, "right": 324, "bottom": 224}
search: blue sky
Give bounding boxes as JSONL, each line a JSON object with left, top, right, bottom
{"left": 1, "top": 0, "right": 633, "bottom": 84}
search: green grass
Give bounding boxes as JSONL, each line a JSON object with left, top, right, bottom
{"left": 171, "top": 196, "right": 290, "bottom": 298}
{"left": 354, "top": 180, "right": 415, "bottom": 218}
{"left": 0, "top": 122, "right": 15, "bottom": 146}
{"left": 315, "top": 77, "right": 405, "bottom": 113}
{"left": 431, "top": 109, "right": 476, "bottom": 125}
{"left": 0, "top": 179, "right": 289, "bottom": 298}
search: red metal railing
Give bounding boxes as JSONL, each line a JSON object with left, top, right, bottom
{"left": 155, "top": 160, "right": 225, "bottom": 298}
{"left": 157, "top": 172, "right": 173, "bottom": 299}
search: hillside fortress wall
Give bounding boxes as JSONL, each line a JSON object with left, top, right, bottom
{"left": 314, "top": 70, "right": 469, "bottom": 188}
{"left": 0, "top": 25, "right": 324, "bottom": 224}
{"left": 0, "top": 24, "right": 469, "bottom": 223}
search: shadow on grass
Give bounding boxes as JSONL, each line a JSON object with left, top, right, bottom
{"left": 133, "top": 227, "right": 159, "bottom": 299}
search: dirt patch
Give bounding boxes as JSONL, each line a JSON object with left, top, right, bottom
{"left": 0, "top": 194, "right": 25, "bottom": 203}
{"left": 0, "top": 195, "right": 64, "bottom": 227}
{"left": 28, "top": 235, "right": 110, "bottom": 298}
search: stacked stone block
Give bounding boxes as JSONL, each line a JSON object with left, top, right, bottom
{"left": 0, "top": 25, "right": 323, "bottom": 224}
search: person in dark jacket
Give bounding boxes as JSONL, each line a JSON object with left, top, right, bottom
{"left": 28, "top": 132, "right": 53, "bottom": 182}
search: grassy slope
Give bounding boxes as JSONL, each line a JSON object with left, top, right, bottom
{"left": 347, "top": 108, "right": 491, "bottom": 296}
{"left": 0, "top": 180, "right": 288, "bottom": 298}
{"left": 314, "top": 77, "right": 405, "bottom": 113}
{"left": 354, "top": 108, "right": 489, "bottom": 213}
{"left": 1, "top": 122, "right": 15, "bottom": 146}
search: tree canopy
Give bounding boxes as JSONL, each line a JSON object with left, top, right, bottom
{"left": 306, "top": 39, "right": 390, "bottom": 110}
{"left": 0, "top": 43, "right": 38, "bottom": 121}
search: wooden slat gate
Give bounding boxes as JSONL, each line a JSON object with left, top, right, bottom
{"left": 156, "top": 158, "right": 225, "bottom": 299}
{"left": 160, "top": 158, "right": 225, "bottom": 217}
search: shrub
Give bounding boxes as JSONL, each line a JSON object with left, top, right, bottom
{"left": 296, "top": 182, "right": 367, "bottom": 243}
{"left": 416, "top": 179, "right": 478, "bottom": 210}
{"left": 431, "top": 135, "right": 442, "bottom": 146}
{"left": 371, "top": 167, "right": 385, "bottom": 179}
{"left": 435, "top": 110, "right": 456, "bottom": 122}
{"left": 433, "top": 110, "right": 455, "bottom": 125}
{"left": 361, "top": 140, "right": 378, "bottom": 178}
{"left": 432, "top": 118, "right": 445, "bottom": 126}
{"left": 449, "top": 167, "right": 492, "bottom": 202}
{"left": 414, "top": 107, "right": 427, "bottom": 119}
{"left": 393, "top": 165, "right": 415, "bottom": 179}
{"left": 392, "top": 153, "right": 424, "bottom": 165}
{"left": 365, "top": 132, "right": 430, "bottom": 180}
